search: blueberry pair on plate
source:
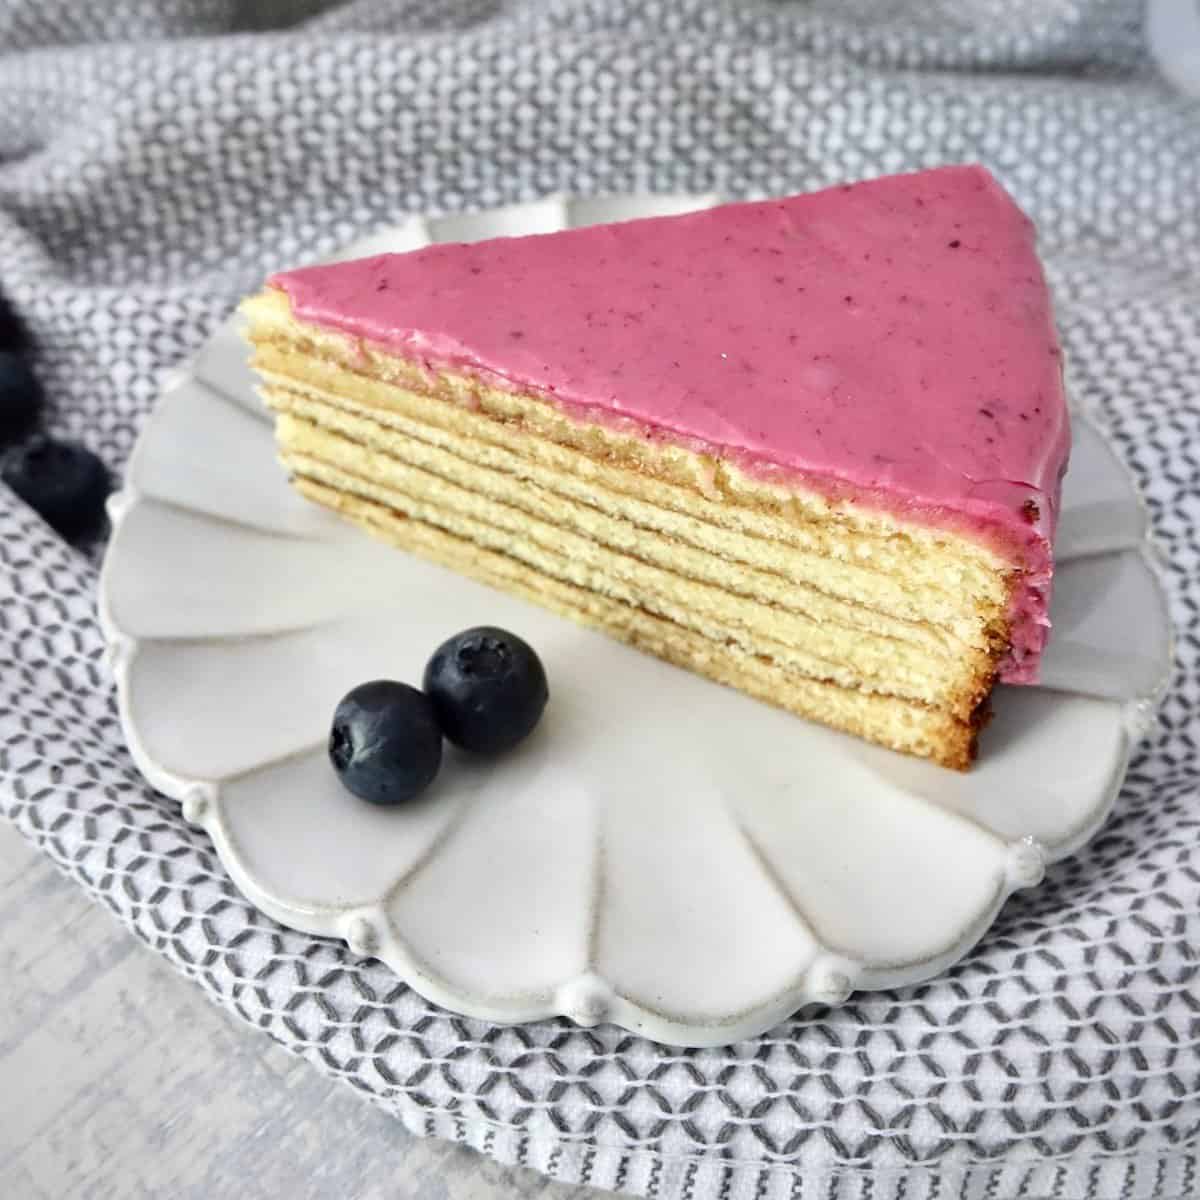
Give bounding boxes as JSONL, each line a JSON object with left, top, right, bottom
{"left": 329, "top": 626, "right": 549, "bottom": 806}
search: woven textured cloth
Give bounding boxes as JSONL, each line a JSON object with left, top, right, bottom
{"left": 2, "top": 3, "right": 1198, "bottom": 1197}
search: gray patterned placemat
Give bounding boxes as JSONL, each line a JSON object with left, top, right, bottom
{"left": 1, "top": 3, "right": 1198, "bottom": 1197}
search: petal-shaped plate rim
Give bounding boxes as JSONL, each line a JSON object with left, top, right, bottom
{"left": 97, "top": 194, "right": 1174, "bottom": 1047}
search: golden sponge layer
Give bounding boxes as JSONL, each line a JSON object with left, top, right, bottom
{"left": 242, "top": 289, "right": 1013, "bottom": 768}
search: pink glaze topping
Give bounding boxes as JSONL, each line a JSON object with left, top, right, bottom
{"left": 270, "top": 165, "right": 1070, "bottom": 682}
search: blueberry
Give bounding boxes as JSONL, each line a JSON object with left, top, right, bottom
{"left": 424, "top": 626, "right": 548, "bottom": 755}
{"left": 0, "top": 290, "right": 29, "bottom": 352}
{"left": 1, "top": 435, "right": 110, "bottom": 541}
{"left": 0, "top": 350, "right": 44, "bottom": 446}
{"left": 329, "top": 680, "right": 443, "bottom": 805}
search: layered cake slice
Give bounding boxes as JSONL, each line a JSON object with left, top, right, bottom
{"left": 241, "top": 165, "right": 1070, "bottom": 768}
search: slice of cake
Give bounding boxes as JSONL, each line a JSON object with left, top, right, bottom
{"left": 241, "top": 165, "right": 1070, "bottom": 769}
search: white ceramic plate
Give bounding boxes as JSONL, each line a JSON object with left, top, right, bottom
{"left": 98, "top": 196, "right": 1172, "bottom": 1048}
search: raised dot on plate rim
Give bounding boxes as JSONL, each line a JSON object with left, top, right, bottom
{"left": 559, "top": 974, "right": 613, "bottom": 1026}
{"left": 1122, "top": 696, "right": 1160, "bottom": 742}
{"left": 808, "top": 960, "right": 856, "bottom": 1006}
{"left": 345, "top": 913, "right": 381, "bottom": 958}
{"left": 1006, "top": 836, "right": 1047, "bottom": 889}
{"left": 180, "top": 783, "right": 215, "bottom": 825}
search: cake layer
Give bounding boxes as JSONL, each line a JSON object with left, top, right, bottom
{"left": 268, "top": 397, "right": 979, "bottom": 659}
{"left": 273, "top": 406, "right": 993, "bottom": 718}
{"left": 291, "top": 473, "right": 984, "bottom": 769}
